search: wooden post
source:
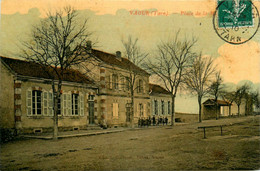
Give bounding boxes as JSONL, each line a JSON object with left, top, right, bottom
{"left": 220, "top": 126, "right": 223, "bottom": 136}
{"left": 203, "top": 127, "right": 206, "bottom": 139}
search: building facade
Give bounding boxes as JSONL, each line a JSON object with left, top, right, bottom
{"left": 149, "top": 84, "right": 172, "bottom": 124}
{"left": 85, "top": 49, "right": 150, "bottom": 127}
{"left": 0, "top": 57, "right": 98, "bottom": 134}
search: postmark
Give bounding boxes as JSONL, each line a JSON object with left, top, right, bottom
{"left": 213, "top": 0, "right": 259, "bottom": 45}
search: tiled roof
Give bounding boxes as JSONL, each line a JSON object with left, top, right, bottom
{"left": 203, "top": 99, "right": 232, "bottom": 106}
{"left": 149, "top": 84, "right": 171, "bottom": 95}
{"left": 92, "top": 49, "right": 149, "bottom": 75}
{"left": 1, "top": 56, "right": 93, "bottom": 84}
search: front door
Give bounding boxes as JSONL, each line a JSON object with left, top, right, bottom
{"left": 88, "top": 101, "right": 95, "bottom": 124}
{"left": 126, "top": 103, "right": 131, "bottom": 122}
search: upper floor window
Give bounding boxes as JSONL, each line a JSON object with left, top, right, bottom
{"left": 138, "top": 79, "right": 144, "bottom": 93}
{"left": 112, "top": 74, "right": 119, "bottom": 89}
{"left": 125, "top": 77, "right": 130, "bottom": 91}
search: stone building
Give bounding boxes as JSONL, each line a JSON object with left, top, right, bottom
{"left": 149, "top": 84, "right": 172, "bottom": 123}
{"left": 85, "top": 49, "right": 150, "bottom": 127}
{"left": 0, "top": 56, "right": 98, "bottom": 134}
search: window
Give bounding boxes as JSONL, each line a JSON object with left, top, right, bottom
{"left": 138, "top": 79, "right": 144, "bottom": 93}
{"left": 139, "top": 103, "right": 144, "bottom": 117}
{"left": 161, "top": 100, "right": 164, "bottom": 115}
{"left": 125, "top": 77, "right": 130, "bottom": 91}
{"left": 72, "top": 94, "right": 79, "bottom": 115}
{"left": 119, "top": 77, "right": 124, "bottom": 90}
{"left": 32, "top": 90, "right": 42, "bottom": 115}
{"left": 112, "top": 74, "right": 119, "bottom": 89}
{"left": 112, "top": 103, "right": 119, "bottom": 117}
{"left": 57, "top": 95, "right": 61, "bottom": 115}
{"left": 168, "top": 101, "right": 171, "bottom": 114}
{"left": 154, "top": 100, "right": 158, "bottom": 115}
{"left": 88, "top": 95, "right": 95, "bottom": 101}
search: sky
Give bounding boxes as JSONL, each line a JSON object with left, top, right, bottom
{"left": 0, "top": 0, "right": 260, "bottom": 85}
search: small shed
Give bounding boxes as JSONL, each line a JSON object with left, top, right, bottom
{"left": 202, "top": 99, "right": 231, "bottom": 120}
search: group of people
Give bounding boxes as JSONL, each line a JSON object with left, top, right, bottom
{"left": 138, "top": 116, "right": 168, "bottom": 127}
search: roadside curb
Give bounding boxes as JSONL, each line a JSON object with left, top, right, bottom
{"left": 20, "top": 129, "right": 126, "bottom": 140}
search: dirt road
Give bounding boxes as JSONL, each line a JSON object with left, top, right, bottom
{"left": 1, "top": 116, "right": 260, "bottom": 170}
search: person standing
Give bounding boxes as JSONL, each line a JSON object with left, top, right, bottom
{"left": 152, "top": 116, "right": 156, "bottom": 126}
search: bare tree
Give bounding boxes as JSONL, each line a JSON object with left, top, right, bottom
{"left": 234, "top": 84, "right": 249, "bottom": 116}
{"left": 184, "top": 53, "right": 216, "bottom": 122}
{"left": 209, "top": 71, "right": 223, "bottom": 119}
{"left": 21, "top": 6, "right": 92, "bottom": 139}
{"left": 121, "top": 36, "right": 148, "bottom": 126}
{"left": 144, "top": 32, "right": 197, "bottom": 126}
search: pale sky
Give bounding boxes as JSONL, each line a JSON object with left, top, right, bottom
{"left": 1, "top": 0, "right": 260, "bottom": 84}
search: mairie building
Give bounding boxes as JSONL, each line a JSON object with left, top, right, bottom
{"left": 0, "top": 47, "right": 172, "bottom": 134}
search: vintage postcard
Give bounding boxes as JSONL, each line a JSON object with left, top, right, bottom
{"left": 0, "top": 0, "right": 260, "bottom": 170}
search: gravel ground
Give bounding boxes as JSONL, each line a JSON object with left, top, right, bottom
{"left": 1, "top": 116, "right": 260, "bottom": 170}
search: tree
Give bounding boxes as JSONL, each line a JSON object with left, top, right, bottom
{"left": 21, "top": 6, "right": 92, "bottom": 139}
{"left": 144, "top": 31, "right": 197, "bottom": 126}
{"left": 184, "top": 53, "right": 216, "bottom": 122}
{"left": 209, "top": 71, "right": 223, "bottom": 119}
{"left": 234, "top": 84, "right": 248, "bottom": 116}
{"left": 121, "top": 36, "right": 148, "bottom": 126}
{"left": 251, "top": 91, "right": 260, "bottom": 113}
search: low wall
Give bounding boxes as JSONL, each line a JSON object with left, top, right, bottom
{"left": 175, "top": 112, "right": 198, "bottom": 123}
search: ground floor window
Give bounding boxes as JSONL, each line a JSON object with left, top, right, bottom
{"left": 27, "top": 89, "right": 84, "bottom": 116}
{"left": 139, "top": 103, "right": 144, "bottom": 117}
{"left": 161, "top": 100, "right": 164, "bottom": 115}
{"left": 32, "top": 90, "right": 42, "bottom": 115}
{"left": 113, "top": 103, "right": 119, "bottom": 117}
{"left": 154, "top": 100, "right": 158, "bottom": 115}
{"left": 168, "top": 101, "right": 171, "bottom": 114}
{"left": 72, "top": 94, "right": 79, "bottom": 115}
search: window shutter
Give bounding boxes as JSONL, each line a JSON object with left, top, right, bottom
{"left": 165, "top": 101, "right": 168, "bottom": 116}
{"left": 48, "top": 92, "right": 54, "bottom": 116}
{"left": 137, "top": 104, "right": 140, "bottom": 117}
{"left": 43, "top": 91, "right": 48, "bottom": 116}
{"left": 27, "top": 90, "right": 32, "bottom": 116}
{"left": 144, "top": 103, "right": 146, "bottom": 117}
{"left": 119, "top": 77, "right": 122, "bottom": 91}
{"left": 151, "top": 100, "right": 154, "bottom": 115}
{"left": 158, "top": 100, "right": 161, "bottom": 115}
{"left": 80, "top": 94, "right": 84, "bottom": 116}
{"left": 62, "top": 94, "right": 65, "bottom": 116}
{"left": 68, "top": 93, "right": 72, "bottom": 116}
{"left": 116, "top": 103, "right": 119, "bottom": 117}
{"left": 109, "top": 74, "right": 113, "bottom": 89}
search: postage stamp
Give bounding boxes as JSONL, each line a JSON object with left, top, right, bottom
{"left": 213, "top": 0, "right": 260, "bottom": 44}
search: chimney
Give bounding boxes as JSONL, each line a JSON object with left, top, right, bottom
{"left": 116, "top": 51, "right": 121, "bottom": 58}
{"left": 86, "top": 41, "right": 92, "bottom": 53}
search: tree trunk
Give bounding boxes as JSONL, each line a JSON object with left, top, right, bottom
{"left": 130, "top": 89, "right": 134, "bottom": 127}
{"left": 171, "top": 95, "right": 175, "bottom": 126}
{"left": 229, "top": 105, "right": 231, "bottom": 117}
{"left": 215, "top": 102, "right": 218, "bottom": 120}
{"left": 52, "top": 80, "right": 62, "bottom": 140}
{"left": 198, "top": 96, "right": 202, "bottom": 122}
{"left": 238, "top": 104, "right": 240, "bottom": 117}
